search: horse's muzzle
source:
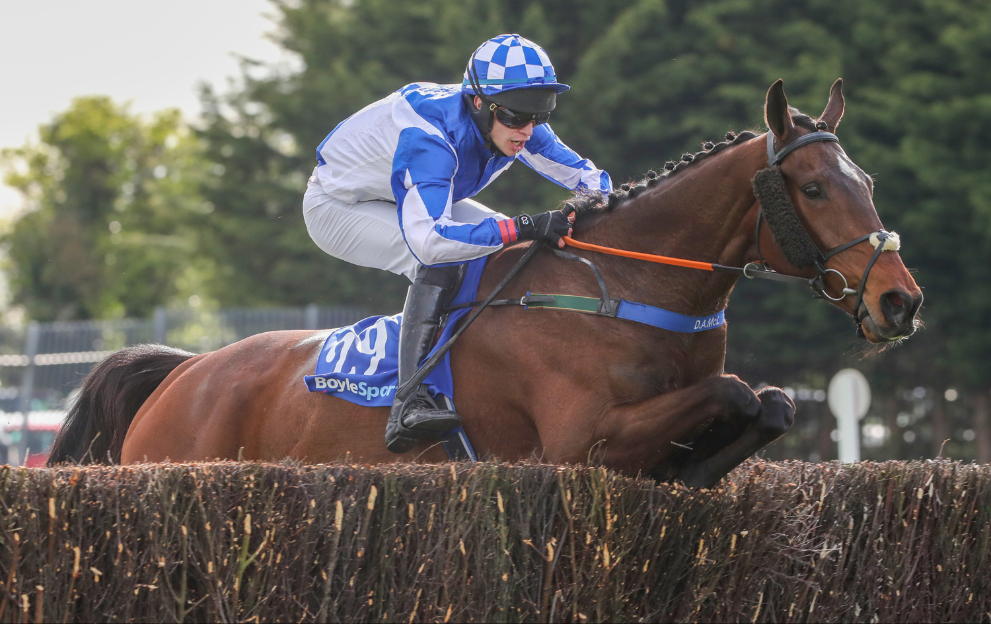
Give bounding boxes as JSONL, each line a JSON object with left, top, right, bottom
{"left": 861, "top": 289, "right": 923, "bottom": 342}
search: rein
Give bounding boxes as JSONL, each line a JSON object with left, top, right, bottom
{"left": 560, "top": 236, "right": 822, "bottom": 288}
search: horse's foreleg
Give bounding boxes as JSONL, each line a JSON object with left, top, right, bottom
{"left": 675, "top": 387, "right": 795, "bottom": 488}
{"left": 585, "top": 375, "right": 762, "bottom": 475}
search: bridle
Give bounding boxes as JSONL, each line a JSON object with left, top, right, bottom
{"left": 756, "top": 127, "right": 900, "bottom": 330}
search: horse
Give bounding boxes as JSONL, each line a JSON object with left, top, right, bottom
{"left": 48, "top": 79, "right": 922, "bottom": 488}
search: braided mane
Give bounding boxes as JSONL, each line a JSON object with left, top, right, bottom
{"left": 569, "top": 110, "right": 819, "bottom": 227}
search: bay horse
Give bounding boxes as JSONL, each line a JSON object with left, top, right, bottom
{"left": 49, "top": 80, "right": 922, "bottom": 487}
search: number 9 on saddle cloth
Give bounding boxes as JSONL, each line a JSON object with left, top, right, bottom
{"left": 304, "top": 257, "right": 488, "bottom": 407}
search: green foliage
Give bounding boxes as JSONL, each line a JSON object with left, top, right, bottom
{"left": 839, "top": 0, "right": 991, "bottom": 387}
{"left": 1, "top": 97, "right": 212, "bottom": 321}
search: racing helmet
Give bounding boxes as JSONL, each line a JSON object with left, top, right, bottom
{"left": 463, "top": 34, "right": 569, "bottom": 138}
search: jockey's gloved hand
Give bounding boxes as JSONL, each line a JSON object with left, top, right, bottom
{"left": 514, "top": 211, "right": 571, "bottom": 246}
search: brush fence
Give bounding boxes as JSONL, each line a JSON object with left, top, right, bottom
{"left": 0, "top": 460, "right": 988, "bottom": 622}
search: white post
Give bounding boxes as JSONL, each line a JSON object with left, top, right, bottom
{"left": 828, "top": 368, "right": 871, "bottom": 463}
{"left": 836, "top": 404, "right": 861, "bottom": 463}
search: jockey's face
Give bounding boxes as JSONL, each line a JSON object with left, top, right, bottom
{"left": 474, "top": 96, "right": 534, "bottom": 157}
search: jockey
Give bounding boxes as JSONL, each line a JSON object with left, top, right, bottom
{"left": 303, "top": 34, "right": 612, "bottom": 453}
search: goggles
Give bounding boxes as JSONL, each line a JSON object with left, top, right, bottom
{"left": 490, "top": 103, "right": 551, "bottom": 129}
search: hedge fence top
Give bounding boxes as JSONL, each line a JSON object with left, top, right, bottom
{"left": 0, "top": 459, "right": 988, "bottom": 623}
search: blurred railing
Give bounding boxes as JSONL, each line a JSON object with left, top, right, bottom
{"left": 0, "top": 305, "right": 370, "bottom": 465}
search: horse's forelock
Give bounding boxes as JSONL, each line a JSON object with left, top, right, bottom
{"left": 787, "top": 107, "right": 818, "bottom": 132}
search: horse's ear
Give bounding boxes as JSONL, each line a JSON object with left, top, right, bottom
{"left": 820, "top": 78, "right": 845, "bottom": 133}
{"left": 764, "top": 79, "right": 795, "bottom": 140}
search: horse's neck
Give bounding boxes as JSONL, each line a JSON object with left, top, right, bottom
{"left": 584, "top": 139, "right": 765, "bottom": 314}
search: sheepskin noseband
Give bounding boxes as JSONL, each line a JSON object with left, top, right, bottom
{"left": 751, "top": 166, "right": 822, "bottom": 268}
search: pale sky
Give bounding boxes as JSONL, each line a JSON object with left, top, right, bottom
{"left": 0, "top": 0, "right": 289, "bottom": 216}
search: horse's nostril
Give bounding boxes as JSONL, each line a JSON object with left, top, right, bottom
{"left": 880, "top": 289, "right": 913, "bottom": 327}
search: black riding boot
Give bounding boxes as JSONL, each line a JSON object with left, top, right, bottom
{"left": 385, "top": 265, "right": 463, "bottom": 453}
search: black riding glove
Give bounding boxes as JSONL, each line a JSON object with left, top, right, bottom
{"left": 514, "top": 211, "right": 571, "bottom": 245}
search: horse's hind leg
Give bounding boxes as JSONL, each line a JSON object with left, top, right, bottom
{"left": 675, "top": 387, "right": 795, "bottom": 488}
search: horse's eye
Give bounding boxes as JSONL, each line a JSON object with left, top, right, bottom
{"left": 803, "top": 184, "right": 822, "bottom": 199}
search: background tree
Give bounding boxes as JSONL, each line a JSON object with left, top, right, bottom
{"left": 1, "top": 97, "right": 212, "bottom": 321}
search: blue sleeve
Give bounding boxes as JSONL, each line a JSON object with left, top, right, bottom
{"left": 391, "top": 128, "right": 517, "bottom": 267}
{"left": 518, "top": 124, "right": 612, "bottom": 193}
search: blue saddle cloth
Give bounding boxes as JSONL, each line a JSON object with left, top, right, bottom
{"left": 304, "top": 257, "right": 488, "bottom": 407}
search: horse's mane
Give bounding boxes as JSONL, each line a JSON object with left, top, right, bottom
{"left": 569, "top": 110, "right": 819, "bottom": 227}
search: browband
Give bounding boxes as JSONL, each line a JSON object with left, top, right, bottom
{"left": 767, "top": 130, "right": 839, "bottom": 166}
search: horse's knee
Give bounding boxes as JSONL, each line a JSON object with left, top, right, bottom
{"left": 673, "top": 387, "right": 795, "bottom": 489}
{"left": 711, "top": 376, "right": 761, "bottom": 421}
{"left": 755, "top": 387, "right": 796, "bottom": 438}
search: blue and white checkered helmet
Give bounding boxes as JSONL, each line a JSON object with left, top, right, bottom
{"left": 462, "top": 34, "right": 570, "bottom": 96}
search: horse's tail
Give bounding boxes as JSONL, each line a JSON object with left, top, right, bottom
{"left": 47, "top": 344, "right": 196, "bottom": 465}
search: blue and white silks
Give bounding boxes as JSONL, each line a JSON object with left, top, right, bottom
{"left": 312, "top": 83, "right": 612, "bottom": 267}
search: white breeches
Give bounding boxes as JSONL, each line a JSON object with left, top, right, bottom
{"left": 303, "top": 180, "right": 507, "bottom": 281}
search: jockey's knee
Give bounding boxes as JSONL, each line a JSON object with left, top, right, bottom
{"left": 414, "top": 264, "right": 461, "bottom": 290}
